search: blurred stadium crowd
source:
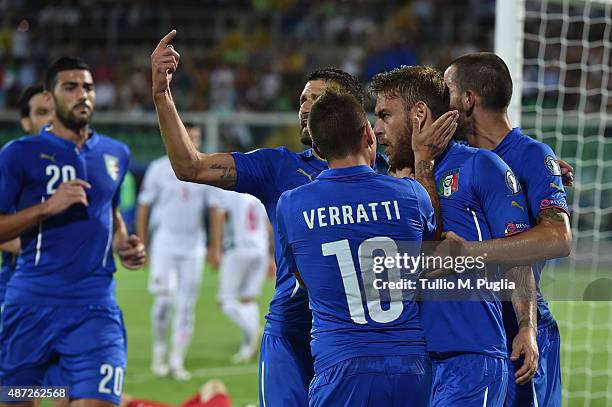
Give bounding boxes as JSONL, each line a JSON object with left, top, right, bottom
{"left": 0, "top": 0, "right": 496, "bottom": 113}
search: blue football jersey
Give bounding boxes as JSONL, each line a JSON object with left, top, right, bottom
{"left": 0, "top": 251, "right": 15, "bottom": 303}
{"left": 419, "top": 141, "right": 531, "bottom": 358}
{"left": 493, "top": 128, "right": 569, "bottom": 328}
{"left": 0, "top": 126, "right": 130, "bottom": 306}
{"left": 232, "top": 147, "right": 388, "bottom": 338}
{"left": 276, "top": 165, "right": 433, "bottom": 373}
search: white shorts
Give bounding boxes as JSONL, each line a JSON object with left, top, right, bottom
{"left": 148, "top": 244, "right": 206, "bottom": 296}
{"left": 218, "top": 248, "right": 267, "bottom": 302}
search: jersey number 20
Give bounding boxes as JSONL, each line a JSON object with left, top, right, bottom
{"left": 46, "top": 164, "right": 76, "bottom": 194}
{"left": 322, "top": 236, "right": 403, "bottom": 324}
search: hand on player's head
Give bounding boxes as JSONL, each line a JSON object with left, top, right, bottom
{"left": 411, "top": 110, "right": 458, "bottom": 162}
{"left": 118, "top": 234, "right": 147, "bottom": 270}
{"left": 43, "top": 179, "right": 91, "bottom": 216}
{"left": 151, "top": 30, "right": 180, "bottom": 95}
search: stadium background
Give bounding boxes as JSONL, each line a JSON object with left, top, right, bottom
{"left": 0, "top": 0, "right": 610, "bottom": 406}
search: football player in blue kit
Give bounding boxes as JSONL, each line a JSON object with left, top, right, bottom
{"left": 276, "top": 90, "right": 437, "bottom": 406}
{"left": 0, "top": 57, "right": 146, "bottom": 407}
{"left": 0, "top": 83, "right": 55, "bottom": 305}
{"left": 371, "top": 65, "right": 539, "bottom": 406}
{"left": 150, "top": 31, "right": 457, "bottom": 406}
{"left": 440, "top": 53, "right": 572, "bottom": 407}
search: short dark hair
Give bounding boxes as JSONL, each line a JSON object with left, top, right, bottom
{"left": 449, "top": 52, "right": 513, "bottom": 111}
{"left": 308, "top": 90, "right": 367, "bottom": 160}
{"left": 307, "top": 67, "right": 365, "bottom": 106}
{"left": 369, "top": 66, "right": 449, "bottom": 119}
{"left": 18, "top": 83, "right": 45, "bottom": 118}
{"left": 184, "top": 121, "right": 197, "bottom": 130}
{"left": 45, "top": 56, "right": 91, "bottom": 92}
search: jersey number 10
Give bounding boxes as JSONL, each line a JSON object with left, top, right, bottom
{"left": 322, "top": 236, "right": 404, "bottom": 325}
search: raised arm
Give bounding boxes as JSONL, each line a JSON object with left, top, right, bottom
{"left": 411, "top": 110, "right": 458, "bottom": 241}
{"left": 151, "top": 30, "right": 236, "bottom": 188}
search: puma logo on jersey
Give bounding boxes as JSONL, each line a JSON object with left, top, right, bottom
{"left": 297, "top": 168, "right": 316, "bottom": 182}
{"left": 40, "top": 153, "right": 56, "bottom": 163}
{"left": 550, "top": 182, "right": 563, "bottom": 192}
{"left": 511, "top": 200, "right": 524, "bottom": 211}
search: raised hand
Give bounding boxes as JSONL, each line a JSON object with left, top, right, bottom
{"left": 151, "top": 30, "right": 180, "bottom": 96}
{"left": 412, "top": 110, "right": 458, "bottom": 162}
{"left": 43, "top": 179, "right": 91, "bottom": 216}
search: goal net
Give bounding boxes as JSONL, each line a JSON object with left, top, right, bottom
{"left": 496, "top": 0, "right": 612, "bottom": 405}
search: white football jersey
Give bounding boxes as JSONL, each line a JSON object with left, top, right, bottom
{"left": 216, "top": 190, "right": 269, "bottom": 252}
{"left": 139, "top": 156, "right": 222, "bottom": 255}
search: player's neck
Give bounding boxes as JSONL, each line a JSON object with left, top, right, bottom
{"left": 50, "top": 118, "right": 91, "bottom": 149}
{"left": 327, "top": 154, "right": 370, "bottom": 169}
{"left": 470, "top": 110, "right": 512, "bottom": 150}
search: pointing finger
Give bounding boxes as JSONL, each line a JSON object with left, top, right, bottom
{"left": 155, "top": 29, "right": 177, "bottom": 52}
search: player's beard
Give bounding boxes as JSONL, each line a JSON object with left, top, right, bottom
{"left": 300, "top": 125, "right": 312, "bottom": 147}
{"left": 387, "top": 120, "right": 415, "bottom": 173}
{"left": 452, "top": 106, "right": 473, "bottom": 142}
{"left": 56, "top": 101, "right": 92, "bottom": 133}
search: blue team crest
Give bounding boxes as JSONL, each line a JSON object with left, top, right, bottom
{"left": 104, "top": 154, "right": 120, "bottom": 181}
{"left": 438, "top": 169, "right": 460, "bottom": 197}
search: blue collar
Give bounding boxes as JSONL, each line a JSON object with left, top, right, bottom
{"left": 40, "top": 125, "right": 100, "bottom": 152}
{"left": 493, "top": 127, "right": 521, "bottom": 155}
{"left": 300, "top": 148, "right": 328, "bottom": 171}
{"left": 317, "top": 165, "right": 375, "bottom": 180}
{"left": 435, "top": 140, "right": 457, "bottom": 167}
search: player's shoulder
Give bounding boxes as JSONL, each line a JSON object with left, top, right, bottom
{"left": 96, "top": 133, "right": 131, "bottom": 158}
{"left": 0, "top": 135, "right": 42, "bottom": 157}
{"left": 383, "top": 174, "right": 431, "bottom": 204}
{"left": 514, "top": 129, "right": 556, "bottom": 159}
{"left": 473, "top": 147, "right": 509, "bottom": 169}
{"left": 243, "top": 146, "right": 292, "bottom": 160}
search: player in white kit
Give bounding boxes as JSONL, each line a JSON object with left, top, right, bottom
{"left": 209, "top": 190, "right": 271, "bottom": 363}
{"left": 136, "top": 123, "right": 222, "bottom": 380}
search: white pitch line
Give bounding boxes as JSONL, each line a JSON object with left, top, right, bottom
{"left": 125, "top": 364, "right": 258, "bottom": 384}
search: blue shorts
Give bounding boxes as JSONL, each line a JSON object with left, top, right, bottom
{"left": 430, "top": 353, "right": 508, "bottom": 407}
{"left": 0, "top": 304, "right": 127, "bottom": 405}
{"left": 505, "top": 321, "right": 561, "bottom": 407}
{"left": 309, "top": 355, "right": 431, "bottom": 407}
{"left": 258, "top": 332, "right": 313, "bottom": 407}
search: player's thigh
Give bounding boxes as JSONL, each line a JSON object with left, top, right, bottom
{"left": 148, "top": 248, "right": 179, "bottom": 295}
{"left": 308, "top": 355, "right": 431, "bottom": 407}
{"left": 259, "top": 333, "right": 313, "bottom": 407}
{"left": 56, "top": 306, "right": 127, "bottom": 405}
{"left": 238, "top": 251, "right": 267, "bottom": 300}
{"left": 505, "top": 322, "right": 562, "bottom": 407}
{"left": 431, "top": 354, "right": 507, "bottom": 407}
{"left": 176, "top": 252, "right": 205, "bottom": 299}
{"left": 217, "top": 249, "right": 243, "bottom": 302}
{"left": 0, "top": 305, "right": 59, "bottom": 385}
